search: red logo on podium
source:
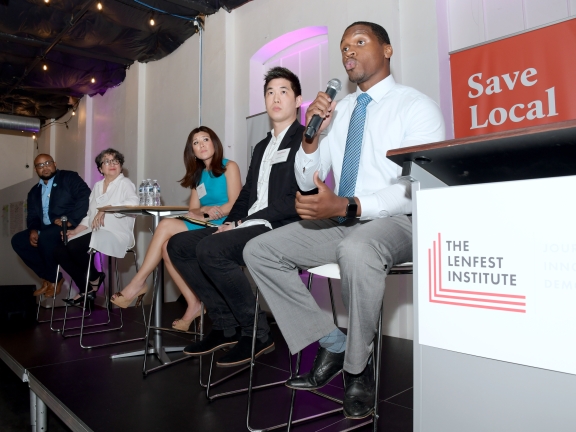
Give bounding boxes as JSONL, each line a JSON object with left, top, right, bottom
{"left": 428, "top": 233, "right": 526, "bottom": 313}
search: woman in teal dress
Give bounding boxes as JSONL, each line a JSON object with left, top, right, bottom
{"left": 111, "top": 127, "right": 242, "bottom": 331}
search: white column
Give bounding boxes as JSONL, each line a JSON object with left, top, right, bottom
{"left": 84, "top": 96, "right": 93, "bottom": 186}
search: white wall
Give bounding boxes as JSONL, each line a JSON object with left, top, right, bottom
{"left": 1, "top": 0, "right": 442, "bottom": 337}
{"left": 446, "top": 0, "right": 576, "bottom": 52}
{"left": 435, "top": 0, "right": 576, "bottom": 137}
{"left": 0, "top": 132, "right": 35, "bottom": 190}
{"left": 0, "top": 128, "right": 51, "bottom": 288}
{"left": 222, "top": 0, "right": 402, "bottom": 178}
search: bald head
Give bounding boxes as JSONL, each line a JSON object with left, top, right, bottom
{"left": 34, "top": 154, "right": 53, "bottom": 165}
{"left": 34, "top": 154, "right": 57, "bottom": 183}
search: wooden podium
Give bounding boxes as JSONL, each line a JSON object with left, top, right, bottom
{"left": 387, "top": 120, "right": 576, "bottom": 432}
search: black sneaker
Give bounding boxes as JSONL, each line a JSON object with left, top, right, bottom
{"left": 216, "top": 334, "right": 275, "bottom": 367}
{"left": 183, "top": 329, "right": 239, "bottom": 356}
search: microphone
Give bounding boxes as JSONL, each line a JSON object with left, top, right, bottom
{"left": 304, "top": 78, "right": 342, "bottom": 140}
{"left": 61, "top": 216, "right": 68, "bottom": 246}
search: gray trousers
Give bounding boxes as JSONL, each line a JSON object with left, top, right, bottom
{"left": 243, "top": 215, "right": 412, "bottom": 374}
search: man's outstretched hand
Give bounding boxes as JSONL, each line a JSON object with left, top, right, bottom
{"left": 295, "top": 172, "right": 348, "bottom": 220}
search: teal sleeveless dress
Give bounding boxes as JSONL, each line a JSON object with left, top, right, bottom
{"left": 184, "top": 159, "right": 229, "bottom": 231}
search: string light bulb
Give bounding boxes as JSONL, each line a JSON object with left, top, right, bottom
{"left": 32, "top": 134, "right": 36, "bottom": 139}
{"left": 97, "top": 2, "right": 102, "bottom": 10}
{"left": 91, "top": 77, "right": 96, "bottom": 83}
{"left": 44, "top": 0, "right": 49, "bottom": 3}
{"left": 42, "top": 64, "right": 47, "bottom": 71}
{"left": 149, "top": 17, "right": 155, "bottom": 26}
{"left": 72, "top": 110, "right": 76, "bottom": 116}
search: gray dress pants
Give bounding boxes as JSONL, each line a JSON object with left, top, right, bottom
{"left": 243, "top": 215, "right": 412, "bottom": 374}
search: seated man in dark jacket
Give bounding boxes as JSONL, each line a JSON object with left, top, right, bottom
{"left": 11, "top": 154, "right": 91, "bottom": 297}
{"left": 167, "top": 67, "right": 304, "bottom": 367}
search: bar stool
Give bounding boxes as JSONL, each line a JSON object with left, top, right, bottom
{"left": 196, "top": 268, "right": 339, "bottom": 405}
{"left": 61, "top": 246, "right": 148, "bottom": 349}
{"left": 36, "top": 266, "right": 94, "bottom": 332}
{"left": 198, "top": 267, "right": 307, "bottom": 401}
{"left": 246, "top": 262, "right": 413, "bottom": 432}
{"left": 244, "top": 269, "right": 342, "bottom": 431}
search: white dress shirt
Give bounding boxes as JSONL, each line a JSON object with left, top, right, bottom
{"left": 72, "top": 173, "right": 139, "bottom": 258}
{"left": 294, "top": 75, "right": 445, "bottom": 219}
{"left": 238, "top": 125, "right": 290, "bottom": 230}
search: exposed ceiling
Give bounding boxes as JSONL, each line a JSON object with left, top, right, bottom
{"left": 0, "top": 0, "right": 251, "bottom": 121}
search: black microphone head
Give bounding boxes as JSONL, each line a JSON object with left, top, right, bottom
{"left": 325, "top": 78, "right": 342, "bottom": 100}
{"left": 61, "top": 216, "right": 67, "bottom": 223}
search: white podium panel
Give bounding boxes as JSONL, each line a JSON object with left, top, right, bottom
{"left": 416, "top": 175, "right": 576, "bottom": 375}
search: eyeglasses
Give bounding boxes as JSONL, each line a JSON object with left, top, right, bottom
{"left": 35, "top": 160, "right": 54, "bottom": 168}
{"left": 101, "top": 159, "right": 120, "bottom": 166}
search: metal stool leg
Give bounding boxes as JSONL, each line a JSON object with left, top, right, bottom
{"left": 327, "top": 277, "right": 338, "bottom": 326}
{"left": 204, "top": 291, "right": 288, "bottom": 401}
{"left": 78, "top": 249, "right": 147, "bottom": 348}
{"left": 59, "top": 248, "right": 146, "bottom": 348}
{"left": 36, "top": 265, "right": 89, "bottom": 331}
{"left": 36, "top": 265, "right": 60, "bottom": 325}
{"left": 372, "top": 304, "right": 384, "bottom": 431}
{"left": 286, "top": 272, "right": 344, "bottom": 430}
{"left": 62, "top": 250, "right": 109, "bottom": 337}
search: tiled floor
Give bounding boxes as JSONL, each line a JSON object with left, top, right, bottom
{"left": 0, "top": 302, "right": 413, "bottom": 432}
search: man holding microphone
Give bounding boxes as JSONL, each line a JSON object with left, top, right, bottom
{"left": 244, "top": 21, "right": 445, "bottom": 418}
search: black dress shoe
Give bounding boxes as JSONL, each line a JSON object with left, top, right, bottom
{"left": 285, "top": 347, "right": 345, "bottom": 390}
{"left": 216, "top": 334, "right": 275, "bottom": 367}
{"left": 343, "top": 357, "right": 376, "bottom": 419}
{"left": 183, "top": 329, "right": 239, "bottom": 356}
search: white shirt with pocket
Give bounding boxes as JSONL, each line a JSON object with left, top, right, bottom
{"left": 72, "top": 173, "right": 139, "bottom": 258}
{"left": 294, "top": 75, "right": 445, "bottom": 219}
{"left": 237, "top": 125, "right": 290, "bottom": 230}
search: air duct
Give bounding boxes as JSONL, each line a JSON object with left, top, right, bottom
{"left": 0, "top": 113, "right": 41, "bottom": 133}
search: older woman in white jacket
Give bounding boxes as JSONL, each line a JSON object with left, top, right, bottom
{"left": 54, "top": 148, "right": 139, "bottom": 305}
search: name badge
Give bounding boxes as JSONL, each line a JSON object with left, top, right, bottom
{"left": 271, "top": 149, "right": 290, "bottom": 164}
{"left": 197, "top": 183, "right": 207, "bottom": 199}
{"left": 96, "top": 194, "right": 108, "bottom": 205}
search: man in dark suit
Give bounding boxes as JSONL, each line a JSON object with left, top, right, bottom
{"left": 11, "top": 153, "right": 91, "bottom": 297}
{"left": 167, "top": 67, "right": 304, "bottom": 367}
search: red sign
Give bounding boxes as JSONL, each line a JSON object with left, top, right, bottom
{"left": 450, "top": 18, "right": 576, "bottom": 138}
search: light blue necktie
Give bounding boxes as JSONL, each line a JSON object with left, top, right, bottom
{"left": 337, "top": 92, "right": 372, "bottom": 223}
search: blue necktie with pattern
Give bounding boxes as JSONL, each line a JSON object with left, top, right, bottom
{"left": 337, "top": 92, "right": 372, "bottom": 223}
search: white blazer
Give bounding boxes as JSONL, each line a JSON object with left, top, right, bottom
{"left": 72, "top": 173, "right": 139, "bottom": 258}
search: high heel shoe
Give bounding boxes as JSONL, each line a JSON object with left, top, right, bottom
{"left": 172, "top": 307, "right": 207, "bottom": 332}
{"left": 110, "top": 285, "right": 148, "bottom": 309}
{"left": 88, "top": 272, "right": 105, "bottom": 299}
{"left": 64, "top": 272, "right": 106, "bottom": 306}
{"left": 63, "top": 292, "right": 94, "bottom": 307}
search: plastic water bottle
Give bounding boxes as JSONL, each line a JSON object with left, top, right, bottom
{"left": 152, "top": 180, "right": 161, "bottom": 206}
{"left": 145, "top": 179, "right": 154, "bottom": 206}
{"left": 138, "top": 180, "right": 146, "bottom": 206}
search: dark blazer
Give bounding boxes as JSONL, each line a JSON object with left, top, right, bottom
{"left": 226, "top": 120, "right": 305, "bottom": 229}
{"left": 26, "top": 169, "right": 91, "bottom": 230}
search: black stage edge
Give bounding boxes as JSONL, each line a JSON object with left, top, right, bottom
{"left": 0, "top": 302, "right": 413, "bottom": 432}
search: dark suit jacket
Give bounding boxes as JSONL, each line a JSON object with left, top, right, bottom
{"left": 225, "top": 120, "right": 305, "bottom": 229}
{"left": 26, "top": 169, "right": 91, "bottom": 230}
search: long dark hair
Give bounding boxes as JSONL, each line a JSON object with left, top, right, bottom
{"left": 179, "top": 126, "right": 226, "bottom": 189}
